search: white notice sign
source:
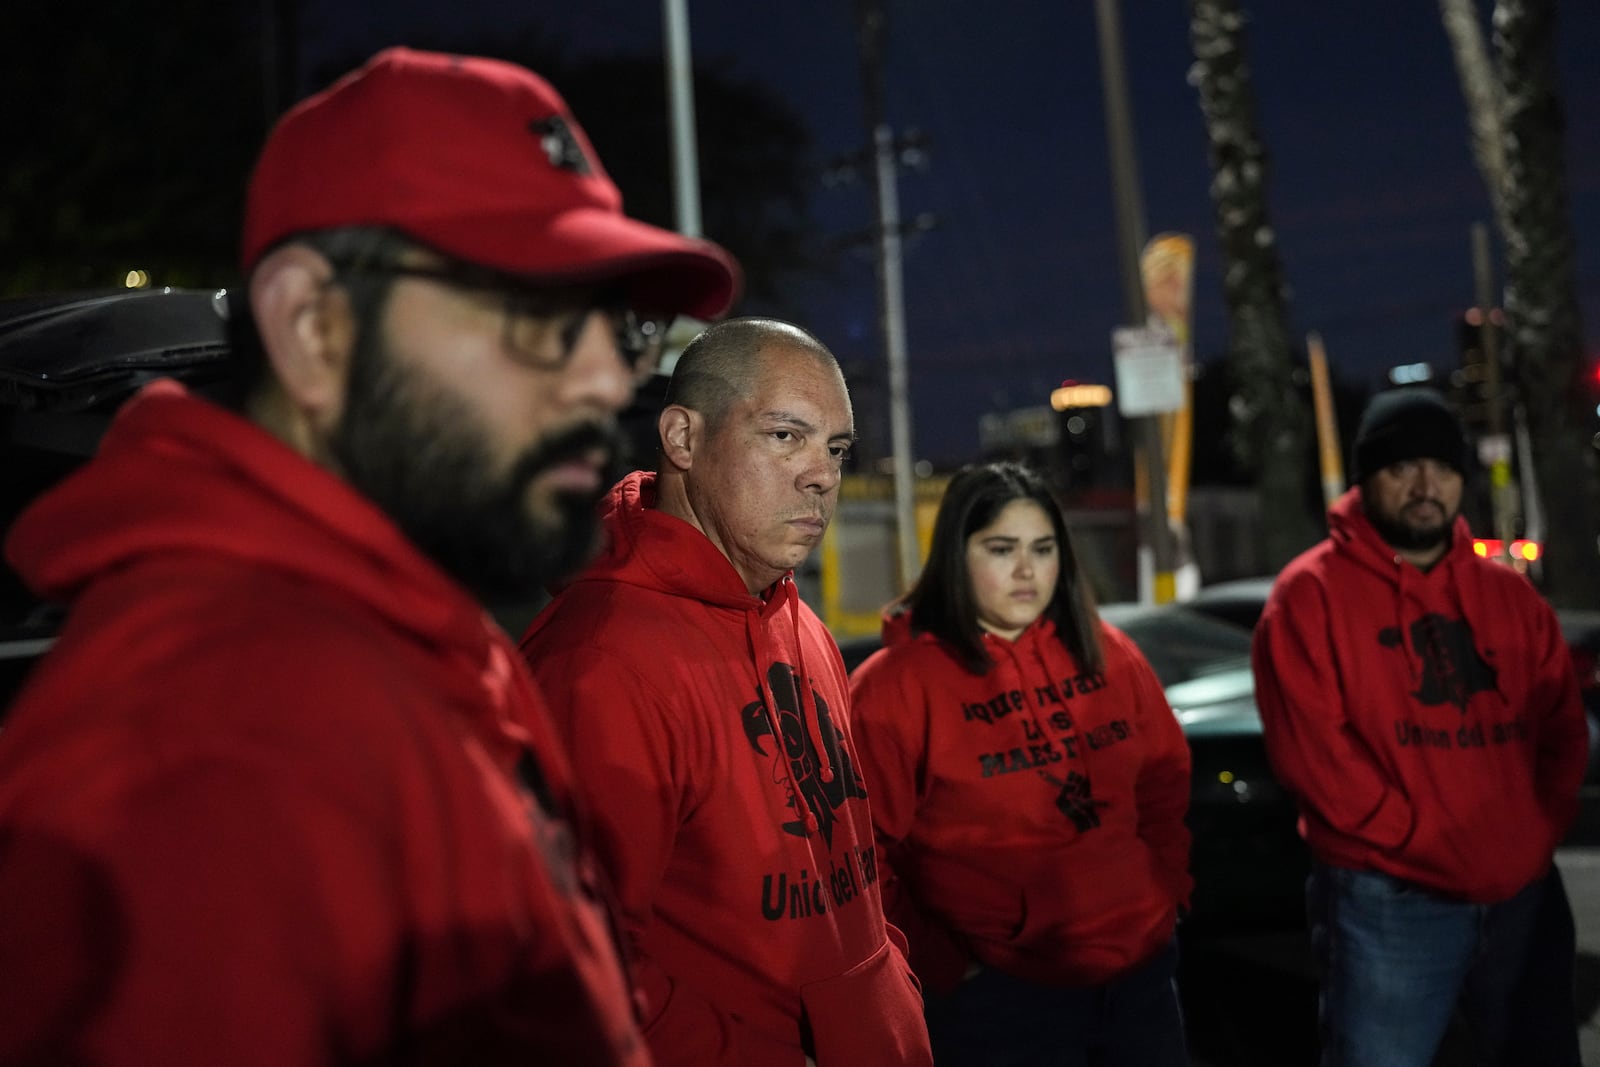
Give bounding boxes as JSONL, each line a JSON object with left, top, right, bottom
{"left": 1111, "top": 326, "right": 1185, "bottom": 417}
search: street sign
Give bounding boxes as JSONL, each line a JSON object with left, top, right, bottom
{"left": 1111, "top": 325, "right": 1184, "bottom": 416}
{"left": 1477, "top": 433, "right": 1512, "bottom": 466}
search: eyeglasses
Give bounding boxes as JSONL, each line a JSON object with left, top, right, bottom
{"left": 328, "top": 260, "right": 673, "bottom": 379}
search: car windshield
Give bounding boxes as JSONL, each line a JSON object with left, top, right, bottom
{"left": 1098, "top": 604, "right": 1253, "bottom": 689}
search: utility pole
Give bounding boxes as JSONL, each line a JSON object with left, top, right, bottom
{"left": 1471, "top": 221, "right": 1516, "bottom": 557}
{"left": 1094, "top": 0, "right": 1178, "bottom": 602}
{"left": 260, "top": 0, "right": 300, "bottom": 123}
{"left": 1307, "top": 332, "right": 1345, "bottom": 510}
{"left": 854, "top": 0, "right": 921, "bottom": 591}
{"left": 662, "top": 0, "right": 702, "bottom": 239}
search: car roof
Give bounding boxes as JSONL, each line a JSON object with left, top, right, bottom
{"left": 0, "top": 287, "right": 233, "bottom": 416}
{"left": 2, "top": 287, "right": 236, "bottom": 660}
{"left": 1186, "top": 576, "right": 1275, "bottom": 604}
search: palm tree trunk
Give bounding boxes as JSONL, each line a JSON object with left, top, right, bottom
{"left": 1187, "top": 0, "right": 1318, "bottom": 567}
{"left": 1494, "top": 0, "right": 1599, "bottom": 607}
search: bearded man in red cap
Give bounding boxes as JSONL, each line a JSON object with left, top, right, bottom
{"left": 0, "top": 47, "right": 738, "bottom": 1065}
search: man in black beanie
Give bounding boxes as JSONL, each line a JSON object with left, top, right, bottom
{"left": 1348, "top": 387, "right": 1473, "bottom": 554}
{"left": 1252, "top": 387, "right": 1586, "bottom": 1065}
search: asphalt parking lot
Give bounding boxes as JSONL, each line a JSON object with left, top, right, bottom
{"left": 1183, "top": 787, "right": 1600, "bottom": 1065}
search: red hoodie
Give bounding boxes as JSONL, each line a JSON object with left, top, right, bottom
{"left": 847, "top": 611, "right": 1192, "bottom": 992}
{"left": 0, "top": 381, "right": 648, "bottom": 1066}
{"left": 1253, "top": 487, "right": 1587, "bottom": 902}
{"left": 519, "top": 470, "right": 931, "bottom": 1067}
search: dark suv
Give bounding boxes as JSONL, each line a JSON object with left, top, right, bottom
{"left": 0, "top": 287, "right": 235, "bottom": 713}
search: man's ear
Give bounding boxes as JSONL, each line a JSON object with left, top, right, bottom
{"left": 658, "top": 405, "right": 701, "bottom": 473}
{"left": 248, "top": 244, "right": 359, "bottom": 432}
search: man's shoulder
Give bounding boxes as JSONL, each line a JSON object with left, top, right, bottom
{"left": 1265, "top": 546, "right": 1341, "bottom": 609}
{"left": 4, "top": 599, "right": 466, "bottom": 810}
{"left": 1452, "top": 553, "right": 1562, "bottom": 638}
{"left": 1456, "top": 549, "right": 1546, "bottom": 599}
{"left": 67, "top": 560, "right": 394, "bottom": 657}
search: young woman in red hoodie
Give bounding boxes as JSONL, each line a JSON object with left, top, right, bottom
{"left": 849, "top": 462, "right": 1193, "bottom": 1065}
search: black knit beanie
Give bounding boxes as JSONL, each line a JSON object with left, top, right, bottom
{"left": 1350, "top": 388, "right": 1470, "bottom": 483}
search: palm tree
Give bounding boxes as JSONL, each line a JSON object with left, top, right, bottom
{"left": 1186, "top": 0, "right": 1318, "bottom": 568}
{"left": 1439, "top": 0, "right": 1599, "bottom": 607}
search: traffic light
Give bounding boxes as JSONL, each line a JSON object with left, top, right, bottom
{"left": 1451, "top": 307, "right": 1507, "bottom": 435}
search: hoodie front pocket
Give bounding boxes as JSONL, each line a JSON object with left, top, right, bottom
{"left": 799, "top": 938, "right": 932, "bottom": 1066}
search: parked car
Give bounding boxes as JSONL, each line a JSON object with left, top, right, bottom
{"left": 1098, "top": 601, "right": 1308, "bottom": 928}
{"left": 838, "top": 602, "right": 1310, "bottom": 930}
{"left": 1188, "top": 575, "right": 1600, "bottom": 783}
{"left": 1183, "top": 575, "right": 1277, "bottom": 632}
{"left": 0, "top": 288, "right": 235, "bottom": 716}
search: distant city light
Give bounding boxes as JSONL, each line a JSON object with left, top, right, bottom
{"left": 1050, "top": 383, "right": 1113, "bottom": 410}
{"left": 1388, "top": 362, "right": 1433, "bottom": 385}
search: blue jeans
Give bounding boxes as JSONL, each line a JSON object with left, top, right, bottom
{"left": 923, "top": 939, "right": 1188, "bottom": 1067}
{"left": 1307, "top": 863, "right": 1579, "bottom": 1067}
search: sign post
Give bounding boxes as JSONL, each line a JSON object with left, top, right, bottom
{"left": 1113, "top": 326, "right": 1184, "bottom": 604}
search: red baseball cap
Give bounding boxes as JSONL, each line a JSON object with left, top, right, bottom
{"left": 241, "top": 47, "right": 740, "bottom": 320}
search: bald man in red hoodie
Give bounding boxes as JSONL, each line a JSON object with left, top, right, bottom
{"left": 521, "top": 318, "right": 932, "bottom": 1067}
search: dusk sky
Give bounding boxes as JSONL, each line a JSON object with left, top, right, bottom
{"left": 311, "top": 1, "right": 1600, "bottom": 465}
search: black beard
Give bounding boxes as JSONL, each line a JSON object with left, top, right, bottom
{"left": 1365, "top": 498, "right": 1456, "bottom": 554}
{"left": 330, "top": 333, "right": 624, "bottom": 605}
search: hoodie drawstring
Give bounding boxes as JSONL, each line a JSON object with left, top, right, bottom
{"left": 788, "top": 582, "right": 834, "bottom": 788}
{"left": 995, "top": 628, "right": 1074, "bottom": 771}
{"left": 1392, "top": 561, "right": 1422, "bottom": 685}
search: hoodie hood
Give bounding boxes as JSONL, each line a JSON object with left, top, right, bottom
{"left": 880, "top": 605, "right": 916, "bottom": 648}
{"left": 572, "top": 469, "right": 759, "bottom": 610}
{"left": 878, "top": 603, "right": 1060, "bottom": 668}
{"left": 1325, "top": 485, "right": 1474, "bottom": 585}
{"left": 7, "top": 380, "right": 487, "bottom": 652}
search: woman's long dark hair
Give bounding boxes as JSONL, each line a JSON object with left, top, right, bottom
{"left": 894, "top": 462, "right": 1102, "bottom": 675}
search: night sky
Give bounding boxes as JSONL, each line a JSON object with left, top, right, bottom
{"left": 311, "top": 1, "right": 1600, "bottom": 466}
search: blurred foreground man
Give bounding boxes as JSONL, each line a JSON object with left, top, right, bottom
{"left": 520, "top": 319, "right": 933, "bottom": 1066}
{"left": 1253, "top": 387, "right": 1585, "bottom": 1066}
{"left": 0, "top": 47, "right": 738, "bottom": 1065}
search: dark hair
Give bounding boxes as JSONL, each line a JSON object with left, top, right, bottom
{"left": 221, "top": 226, "right": 412, "bottom": 410}
{"left": 664, "top": 317, "right": 837, "bottom": 435}
{"left": 896, "top": 462, "right": 1102, "bottom": 675}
